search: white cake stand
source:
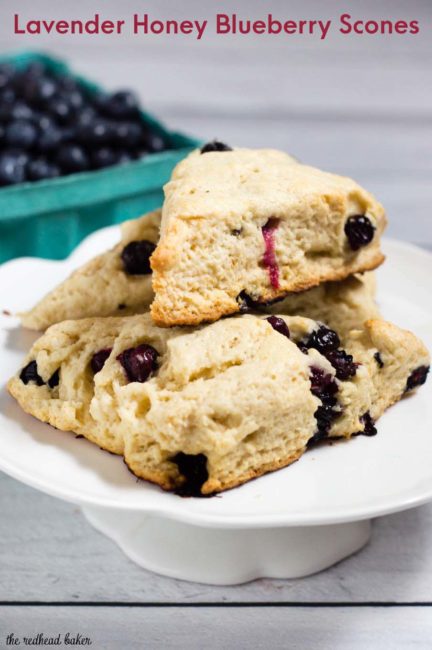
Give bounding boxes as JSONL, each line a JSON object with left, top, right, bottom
{"left": 0, "top": 231, "right": 431, "bottom": 585}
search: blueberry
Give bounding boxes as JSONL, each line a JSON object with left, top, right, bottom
{"left": 121, "top": 240, "right": 156, "bottom": 275}
{"left": 200, "top": 140, "right": 232, "bottom": 153}
{"left": 55, "top": 144, "right": 89, "bottom": 173}
{"left": 5, "top": 120, "right": 38, "bottom": 149}
{"left": 77, "top": 119, "right": 114, "bottom": 146}
{"left": 23, "top": 77, "right": 57, "bottom": 104}
{"left": 0, "top": 88, "right": 16, "bottom": 106}
{"left": 47, "top": 97, "right": 74, "bottom": 124}
{"left": 57, "top": 74, "right": 80, "bottom": 92}
{"left": 266, "top": 315, "right": 290, "bottom": 339}
{"left": 305, "top": 325, "right": 340, "bottom": 354}
{"left": 64, "top": 90, "right": 85, "bottom": 110}
{"left": 48, "top": 369, "right": 60, "bottom": 388}
{"left": 34, "top": 114, "right": 56, "bottom": 132}
{"left": 405, "top": 365, "right": 429, "bottom": 392}
{"left": 19, "top": 360, "right": 44, "bottom": 386}
{"left": 37, "top": 127, "right": 64, "bottom": 153}
{"left": 356, "top": 412, "right": 377, "bottom": 437}
{"left": 143, "top": 132, "right": 166, "bottom": 153}
{"left": 99, "top": 90, "right": 140, "bottom": 119}
{"left": 134, "top": 149, "right": 149, "bottom": 160}
{"left": 236, "top": 290, "right": 259, "bottom": 312}
{"left": 27, "top": 158, "right": 60, "bottom": 181}
{"left": 0, "top": 63, "right": 15, "bottom": 89}
{"left": 114, "top": 121, "right": 143, "bottom": 148}
{"left": 308, "top": 365, "right": 340, "bottom": 444}
{"left": 0, "top": 151, "right": 27, "bottom": 185}
{"left": 344, "top": 215, "right": 375, "bottom": 251}
{"left": 116, "top": 150, "right": 134, "bottom": 165}
{"left": 11, "top": 102, "right": 34, "bottom": 121}
{"left": 325, "top": 349, "right": 358, "bottom": 380}
{"left": 91, "top": 147, "right": 118, "bottom": 169}
{"left": 76, "top": 105, "right": 97, "bottom": 126}
{"left": 117, "top": 344, "right": 158, "bottom": 383}
{"left": 171, "top": 452, "right": 209, "bottom": 497}
{"left": 90, "top": 348, "right": 112, "bottom": 374}
{"left": 374, "top": 351, "right": 384, "bottom": 368}
{"left": 24, "top": 62, "right": 47, "bottom": 78}
{"left": 309, "top": 366, "right": 338, "bottom": 400}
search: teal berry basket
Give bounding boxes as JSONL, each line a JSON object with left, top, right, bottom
{"left": 0, "top": 51, "right": 201, "bottom": 263}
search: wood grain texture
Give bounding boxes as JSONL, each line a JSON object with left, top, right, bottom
{"left": 2, "top": 605, "right": 432, "bottom": 650}
{"left": 1, "top": 473, "right": 432, "bottom": 604}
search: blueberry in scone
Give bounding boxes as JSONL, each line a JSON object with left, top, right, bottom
{"left": 150, "top": 147, "right": 387, "bottom": 326}
{"left": 20, "top": 209, "right": 161, "bottom": 330}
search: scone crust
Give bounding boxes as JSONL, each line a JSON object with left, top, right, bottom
{"left": 150, "top": 148, "right": 387, "bottom": 326}
{"left": 21, "top": 210, "right": 161, "bottom": 331}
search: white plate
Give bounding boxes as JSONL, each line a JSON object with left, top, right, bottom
{"left": 0, "top": 232, "right": 431, "bottom": 530}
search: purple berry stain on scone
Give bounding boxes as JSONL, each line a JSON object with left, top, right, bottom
{"left": 121, "top": 240, "right": 156, "bottom": 275}
{"left": 262, "top": 218, "right": 280, "bottom": 289}
{"left": 405, "top": 365, "right": 429, "bottom": 392}
{"left": 117, "top": 344, "right": 158, "bottom": 383}
{"left": 19, "top": 360, "right": 44, "bottom": 386}
{"left": 171, "top": 452, "right": 209, "bottom": 497}
{"left": 308, "top": 365, "right": 340, "bottom": 445}
{"left": 344, "top": 215, "right": 375, "bottom": 251}
{"left": 266, "top": 315, "right": 290, "bottom": 339}
{"left": 200, "top": 140, "right": 232, "bottom": 153}
{"left": 91, "top": 348, "right": 112, "bottom": 374}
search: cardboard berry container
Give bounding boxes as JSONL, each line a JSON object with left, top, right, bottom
{"left": 0, "top": 51, "right": 200, "bottom": 263}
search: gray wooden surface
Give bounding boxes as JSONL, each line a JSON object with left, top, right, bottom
{"left": 1, "top": 0, "right": 432, "bottom": 648}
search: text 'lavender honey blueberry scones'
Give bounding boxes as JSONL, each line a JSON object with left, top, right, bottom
{"left": 8, "top": 311, "right": 429, "bottom": 495}
{"left": 150, "top": 146, "right": 387, "bottom": 326}
{"left": 20, "top": 209, "right": 161, "bottom": 331}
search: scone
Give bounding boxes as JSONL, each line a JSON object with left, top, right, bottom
{"left": 264, "top": 272, "right": 379, "bottom": 340}
{"left": 150, "top": 146, "right": 387, "bottom": 326}
{"left": 20, "top": 209, "right": 161, "bottom": 330}
{"left": 20, "top": 206, "right": 379, "bottom": 334}
{"left": 8, "top": 312, "right": 429, "bottom": 495}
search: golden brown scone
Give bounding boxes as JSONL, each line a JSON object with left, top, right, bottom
{"left": 8, "top": 311, "right": 428, "bottom": 495}
{"left": 150, "top": 148, "right": 387, "bottom": 326}
{"left": 20, "top": 210, "right": 161, "bottom": 331}
{"left": 264, "top": 272, "right": 379, "bottom": 340}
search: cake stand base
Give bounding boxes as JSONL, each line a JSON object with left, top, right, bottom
{"left": 82, "top": 506, "right": 371, "bottom": 585}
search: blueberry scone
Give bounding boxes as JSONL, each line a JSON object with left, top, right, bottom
{"left": 8, "top": 312, "right": 428, "bottom": 495}
{"left": 20, "top": 204, "right": 379, "bottom": 334}
{"left": 20, "top": 209, "right": 161, "bottom": 331}
{"left": 150, "top": 145, "right": 387, "bottom": 326}
{"left": 265, "top": 273, "right": 380, "bottom": 341}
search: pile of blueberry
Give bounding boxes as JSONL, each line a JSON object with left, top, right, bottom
{"left": 0, "top": 60, "right": 168, "bottom": 186}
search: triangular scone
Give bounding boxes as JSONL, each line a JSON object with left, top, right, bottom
{"left": 8, "top": 312, "right": 428, "bottom": 495}
{"left": 20, "top": 206, "right": 379, "bottom": 334}
{"left": 20, "top": 209, "right": 161, "bottom": 331}
{"left": 265, "top": 273, "right": 379, "bottom": 340}
{"left": 150, "top": 147, "right": 387, "bottom": 326}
